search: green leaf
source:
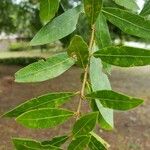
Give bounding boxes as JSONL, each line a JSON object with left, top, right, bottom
{"left": 103, "top": 0, "right": 120, "bottom": 8}
{"left": 68, "top": 136, "right": 90, "bottom": 150}
{"left": 90, "top": 45, "right": 113, "bottom": 130}
{"left": 87, "top": 90, "right": 144, "bottom": 111}
{"left": 67, "top": 35, "right": 89, "bottom": 68}
{"left": 16, "top": 108, "right": 74, "bottom": 129}
{"left": 140, "top": 0, "right": 150, "bottom": 17}
{"left": 90, "top": 45, "right": 111, "bottom": 91}
{"left": 95, "top": 13, "right": 112, "bottom": 73}
{"left": 3, "top": 92, "right": 75, "bottom": 118}
{"left": 95, "top": 13, "right": 112, "bottom": 49}
{"left": 90, "top": 100, "right": 113, "bottom": 130}
{"left": 15, "top": 53, "right": 75, "bottom": 83}
{"left": 113, "top": 0, "right": 139, "bottom": 12}
{"left": 88, "top": 132, "right": 109, "bottom": 150}
{"left": 31, "top": 5, "right": 82, "bottom": 46}
{"left": 13, "top": 138, "right": 61, "bottom": 150}
{"left": 42, "top": 135, "right": 68, "bottom": 147}
{"left": 72, "top": 112, "right": 98, "bottom": 137}
{"left": 102, "top": 7, "right": 150, "bottom": 39}
{"left": 84, "top": 0, "right": 103, "bottom": 25}
{"left": 93, "top": 46, "right": 150, "bottom": 67}
{"left": 40, "top": 0, "right": 59, "bottom": 24}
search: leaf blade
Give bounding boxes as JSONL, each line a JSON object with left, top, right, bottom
{"left": 13, "top": 138, "right": 61, "bottom": 150}
{"left": 67, "top": 35, "right": 89, "bottom": 68}
{"left": 3, "top": 92, "right": 75, "bottom": 118}
{"left": 87, "top": 90, "right": 144, "bottom": 111}
{"left": 90, "top": 57, "right": 114, "bottom": 130}
{"left": 40, "top": 0, "right": 59, "bottom": 23}
{"left": 95, "top": 13, "right": 112, "bottom": 49}
{"left": 84, "top": 0, "right": 103, "bottom": 25}
{"left": 113, "top": 0, "right": 139, "bottom": 12}
{"left": 102, "top": 7, "right": 150, "bottom": 39}
{"left": 88, "top": 132, "right": 109, "bottom": 150}
{"left": 95, "top": 13, "right": 112, "bottom": 73}
{"left": 31, "top": 5, "right": 82, "bottom": 46}
{"left": 41, "top": 135, "right": 68, "bottom": 147}
{"left": 15, "top": 53, "right": 75, "bottom": 83}
{"left": 68, "top": 136, "right": 90, "bottom": 150}
{"left": 93, "top": 46, "right": 150, "bottom": 67}
{"left": 90, "top": 45, "right": 114, "bottom": 130}
{"left": 72, "top": 112, "right": 98, "bottom": 137}
{"left": 16, "top": 108, "right": 74, "bottom": 129}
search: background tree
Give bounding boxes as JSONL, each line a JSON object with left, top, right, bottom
{"left": 0, "top": 0, "right": 17, "bottom": 34}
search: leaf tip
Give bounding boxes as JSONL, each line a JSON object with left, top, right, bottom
{"left": 136, "top": 98, "right": 144, "bottom": 106}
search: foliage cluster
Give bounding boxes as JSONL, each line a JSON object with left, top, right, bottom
{"left": 2, "top": 0, "right": 150, "bottom": 149}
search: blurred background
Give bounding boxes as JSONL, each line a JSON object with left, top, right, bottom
{"left": 0, "top": 0, "right": 150, "bottom": 149}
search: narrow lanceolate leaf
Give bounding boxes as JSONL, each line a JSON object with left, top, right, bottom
{"left": 67, "top": 35, "right": 89, "bottom": 68}
{"left": 84, "top": 0, "right": 103, "bottom": 25}
{"left": 42, "top": 135, "right": 68, "bottom": 147}
{"left": 3, "top": 92, "right": 75, "bottom": 118}
{"left": 140, "top": 0, "right": 150, "bottom": 17}
{"left": 90, "top": 45, "right": 114, "bottom": 130}
{"left": 40, "top": 0, "right": 59, "bottom": 23}
{"left": 15, "top": 53, "right": 75, "bottom": 83}
{"left": 88, "top": 132, "right": 109, "bottom": 150}
{"left": 90, "top": 57, "right": 114, "bottom": 130}
{"left": 95, "top": 13, "right": 112, "bottom": 49}
{"left": 113, "top": 0, "right": 139, "bottom": 12}
{"left": 31, "top": 5, "right": 82, "bottom": 46}
{"left": 68, "top": 136, "right": 90, "bottom": 150}
{"left": 13, "top": 138, "right": 61, "bottom": 150}
{"left": 93, "top": 46, "right": 150, "bottom": 67}
{"left": 87, "top": 90, "right": 144, "bottom": 111}
{"left": 16, "top": 108, "right": 74, "bottom": 129}
{"left": 102, "top": 7, "right": 150, "bottom": 39}
{"left": 72, "top": 112, "right": 98, "bottom": 137}
{"left": 95, "top": 13, "right": 112, "bottom": 73}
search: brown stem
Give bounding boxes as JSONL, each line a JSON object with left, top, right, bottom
{"left": 76, "top": 25, "right": 95, "bottom": 119}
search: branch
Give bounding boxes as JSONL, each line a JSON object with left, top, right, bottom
{"left": 76, "top": 25, "right": 95, "bottom": 119}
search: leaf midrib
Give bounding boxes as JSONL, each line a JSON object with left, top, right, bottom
{"left": 18, "top": 114, "right": 73, "bottom": 121}
{"left": 16, "top": 95, "right": 73, "bottom": 113}
{"left": 94, "top": 54, "right": 150, "bottom": 58}
{"left": 24, "top": 96, "right": 70, "bottom": 110}
{"left": 88, "top": 97, "right": 140, "bottom": 104}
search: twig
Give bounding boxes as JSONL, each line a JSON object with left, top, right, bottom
{"left": 76, "top": 25, "right": 95, "bottom": 119}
